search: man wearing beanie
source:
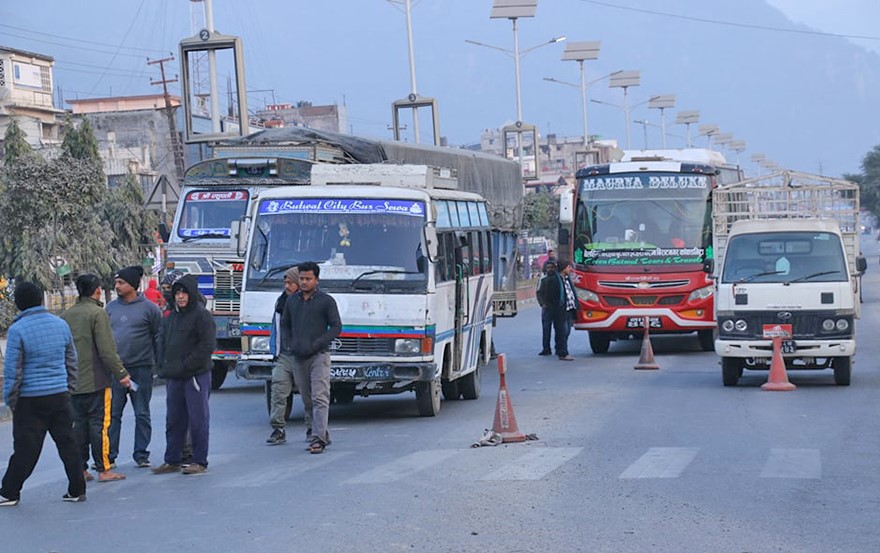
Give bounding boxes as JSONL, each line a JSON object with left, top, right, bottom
{"left": 1, "top": 282, "right": 86, "bottom": 505}
{"left": 62, "top": 274, "right": 131, "bottom": 483}
{"left": 107, "top": 265, "right": 162, "bottom": 468}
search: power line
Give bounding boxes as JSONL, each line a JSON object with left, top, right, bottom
{"left": 581, "top": 0, "right": 880, "bottom": 42}
{"left": 0, "top": 22, "right": 168, "bottom": 54}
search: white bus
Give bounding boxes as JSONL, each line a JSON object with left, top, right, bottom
{"left": 237, "top": 165, "right": 496, "bottom": 416}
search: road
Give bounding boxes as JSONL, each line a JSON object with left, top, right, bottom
{"left": 2, "top": 253, "right": 880, "bottom": 552}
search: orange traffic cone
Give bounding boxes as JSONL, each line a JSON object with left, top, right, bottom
{"left": 761, "top": 337, "right": 796, "bottom": 391}
{"left": 492, "top": 354, "right": 527, "bottom": 443}
{"left": 634, "top": 318, "right": 659, "bottom": 370}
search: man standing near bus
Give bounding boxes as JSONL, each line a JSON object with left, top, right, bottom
{"left": 537, "top": 260, "right": 575, "bottom": 361}
{"left": 280, "top": 262, "right": 341, "bottom": 454}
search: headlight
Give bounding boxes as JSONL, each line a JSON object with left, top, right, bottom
{"left": 822, "top": 319, "right": 835, "bottom": 331}
{"left": 250, "top": 336, "right": 270, "bottom": 353}
{"left": 394, "top": 339, "right": 421, "bottom": 354}
{"left": 721, "top": 319, "right": 735, "bottom": 332}
{"left": 574, "top": 288, "right": 600, "bottom": 303}
{"left": 734, "top": 319, "right": 748, "bottom": 332}
{"left": 836, "top": 319, "right": 849, "bottom": 331}
{"left": 688, "top": 285, "right": 714, "bottom": 302}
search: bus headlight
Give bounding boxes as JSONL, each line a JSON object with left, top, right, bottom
{"left": 734, "top": 319, "right": 748, "bottom": 332}
{"left": 575, "top": 288, "right": 600, "bottom": 303}
{"left": 822, "top": 319, "right": 835, "bottom": 331}
{"left": 688, "top": 285, "right": 714, "bottom": 302}
{"left": 394, "top": 339, "right": 421, "bottom": 354}
{"left": 836, "top": 319, "right": 849, "bottom": 331}
{"left": 721, "top": 319, "right": 735, "bottom": 332}
{"left": 250, "top": 336, "right": 270, "bottom": 353}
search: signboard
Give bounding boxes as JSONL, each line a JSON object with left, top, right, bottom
{"left": 581, "top": 174, "right": 709, "bottom": 191}
{"left": 762, "top": 324, "right": 792, "bottom": 338}
{"left": 12, "top": 61, "right": 42, "bottom": 89}
{"left": 577, "top": 246, "right": 705, "bottom": 267}
{"left": 186, "top": 190, "right": 248, "bottom": 202}
{"left": 259, "top": 198, "right": 426, "bottom": 218}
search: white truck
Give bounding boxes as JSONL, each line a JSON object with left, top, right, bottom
{"left": 710, "top": 170, "right": 867, "bottom": 386}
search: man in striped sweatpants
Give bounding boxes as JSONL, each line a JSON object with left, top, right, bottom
{"left": 62, "top": 274, "right": 131, "bottom": 483}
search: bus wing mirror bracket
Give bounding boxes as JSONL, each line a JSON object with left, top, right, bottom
{"left": 424, "top": 227, "right": 439, "bottom": 262}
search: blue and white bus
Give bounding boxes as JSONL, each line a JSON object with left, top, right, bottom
{"left": 236, "top": 165, "right": 499, "bottom": 416}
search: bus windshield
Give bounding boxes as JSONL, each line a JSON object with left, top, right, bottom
{"left": 177, "top": 190, "right": 249, "bottom": 239}
{"left": 573, "top": 172, "right": 712, "bottom": 268}
{"left": 246, "top": 197, "right": 429, "bottom": 293}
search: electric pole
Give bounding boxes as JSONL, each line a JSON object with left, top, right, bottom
{"left": 148, "top": 56, "right": 186, "bottom": 180}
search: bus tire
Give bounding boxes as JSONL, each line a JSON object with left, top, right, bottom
{"left": 416, "top": 378, "right": 441, "bottom": 417}
{"left": 833, "top": 357, "right": 851, "bottom": 386}
{"left": 441, "top": 379, "right": 460, "bottom": 401}
{"left": 721, "top": 357, "right": 743, "bottom": 387}
{"left": 459, "top": 365, "right": 481, "bottom": 400}
{"left": 698, "top": 330, "right": 715, "bottom": 352}
{"left": 588, "top": 332, "right": 611, "bottom": 354}
{"left": 211, "top": 361, "right": 229, "bottom": 390}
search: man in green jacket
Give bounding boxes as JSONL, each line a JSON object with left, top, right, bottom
{"left": 62, "top": 274, "right": 131, "bottom": 483}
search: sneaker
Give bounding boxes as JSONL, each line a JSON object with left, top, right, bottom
{"left": 62, "top": 493, "right": 87, "bottom": 503}
{"left": 182, "top": 463, "right": 207, "bottom": 475}
{"left": 266, "top": 428, "right": 286, "bottom": 445}
{"left": 558, "top": 355, "right": 574, "bottom": 361}
{"left": 136, "top": 459, "right": 151, "bottom": 468}
{"left": 151, "top": 463, "right": 182, "bottom": 475}
{"left": 0, "top": 494, "right": 19, "bottom": 507}
{"left": 538, "top": 350, "right": 552, "bottom": 356}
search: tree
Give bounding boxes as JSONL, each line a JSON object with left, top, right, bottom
{"left": 2, "top": 120, "right": 32, "bottom": 166}
{"left": 101, "top": 172, "right": 159, "bottom": 272}
{"left": 522, "top": 191, "right": 560, "bottom": 232}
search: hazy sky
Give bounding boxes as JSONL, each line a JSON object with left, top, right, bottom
{"left": 2, "top": 1, "right": 879, "bottom": 175}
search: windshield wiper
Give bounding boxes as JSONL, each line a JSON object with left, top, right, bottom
{"left": 735, "top": 270, "right": 785, "bottom": 284}
{"left": 258, "top": 263, "right": 300, "bottom": 285}
{"left": 350, "top": 270, "right": 420, "bottom": 290}
{"left": 787, "top": 270, "right": 841, "bottom": 284}
{"left": 182, "top": 232, "right": 229, "bottom": 243}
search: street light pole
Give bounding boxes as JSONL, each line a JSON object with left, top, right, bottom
{"left": 561, "top": 41, "right": 600, "bottom": 147}
{"left": 648, "top": 95, "right": 675, "bottom": 149}
{"left": 674, "top": 110, "right": 700, "bottom": 148}
{"left": 404, "top": 0, "right": 420, "bottom": 142}
{"left": 609, "top": 70, "right": 640, "bottom": 149}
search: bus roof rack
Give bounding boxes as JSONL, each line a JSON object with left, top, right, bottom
{"left": 310, "top": 164, "right": 459, "bottom": 189}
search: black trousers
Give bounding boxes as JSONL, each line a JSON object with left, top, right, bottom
{"left": 72, "top": 389, "right": 113, "bottom": 472}
{"left": 0, "top": 393, "right": 86, "bottom": 501}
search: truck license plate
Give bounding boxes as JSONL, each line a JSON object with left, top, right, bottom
{"left": 626, "top": 317, "right": 662, "bottom": 329}
{"left": 781, "top": 340, "right": 796, "bottom": 354}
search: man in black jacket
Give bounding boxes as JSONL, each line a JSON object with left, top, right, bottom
{"left": 536, "top": 260, "right": 576, "bottom": 361}
{"left": 152, "top": 274, "right": 216, "bottom": 475}
{"left": 280, "top": 262, "right": 341, "bottom": 454}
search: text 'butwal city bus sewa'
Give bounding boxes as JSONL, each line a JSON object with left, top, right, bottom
{"left": 236, "top": 164, "right": 509, "bottom": 417}
{"left": 558, "top": 149, "right": 742, "bottom": 353}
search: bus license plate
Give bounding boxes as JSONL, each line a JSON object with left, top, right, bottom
{"left": 626, "top": 317, "right": 662, "bottom": 329}
{"left": 781, "top": 340, "right": 796, "bottom": 354}
{"left": 330, "top": 366, "right": 392, "bottom": 380}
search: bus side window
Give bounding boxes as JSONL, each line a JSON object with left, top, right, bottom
{"left": 471, "top": 230, "right": 482, "bottom": 276}
{"left": 484, "top": 230, "right": 493, "bottom": 273}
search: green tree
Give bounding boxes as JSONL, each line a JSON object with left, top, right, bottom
{"left": 852, "top": 145, "right": 880, "bottom": 219}
{"left": 60, "top": 117, "right": 101, "bottom": 162}
{"left": 2, "top": 120, "right": 32, "bottom": 166}
{"left": 522, "top": 191, "right": 560, "bottom": 232}
{"left": 101, "top": 172, "right": 159, "bottom": 271}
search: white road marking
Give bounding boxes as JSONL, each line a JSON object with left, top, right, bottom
{"left": 344, "top": 449, "right": 461, "bottom": 484}
{"left": 760, "top": 448, "right": 821, "bottom": 479}
{"left": 219, "top": 451, "right": 353, "bottom": 488}
{"left": 481, "top": 447, "right": 583, "bottom": 481}
{"left": 619, "top": 447, "right": 699, "bottom": 479}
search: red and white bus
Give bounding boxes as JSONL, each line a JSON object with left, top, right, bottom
{"left": 558, "top": 149, "right": 741, "bottom": 353}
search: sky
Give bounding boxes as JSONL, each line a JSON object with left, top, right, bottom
{"left": 2, "top": 0, "right": 879, "bottom": 176}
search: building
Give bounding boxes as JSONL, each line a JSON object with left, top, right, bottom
{"left": 0, "top": 46, "right": 65, "bottom": 147}
{"left": 255, "top": 102, "right": 348, "bottom": 134}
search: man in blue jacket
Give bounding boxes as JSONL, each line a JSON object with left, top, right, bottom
{"left": 0, "top": 282, "right": 86, "bottom": 506}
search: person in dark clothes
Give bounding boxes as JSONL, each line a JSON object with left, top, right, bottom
{"left": 536, "top": 260, "right": 575, "bottom": 361}
{"left": 280, "top": 262, "right": 341, "bottom": 454}
{"left": 0, "top": 282, "right": 87, "bottom": 506}
{"left": 152, "top": 274, "right": 216, "bottom": 475}
{"left": 62, "top": 274, "right": 131, "bottom": 483}
{"left": 536, "top": 250, "right": 559, "bottom": 356}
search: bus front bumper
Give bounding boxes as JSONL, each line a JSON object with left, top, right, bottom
{"left": 235, "top": 358, "right": 438, "bottom": 383}
{"left": 574, "top": 307, "right": 715, "bottom": 331}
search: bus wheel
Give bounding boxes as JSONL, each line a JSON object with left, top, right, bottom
{"left": 698, "top": 330, "right": 715, "bottom": 352}
{"left": 441, "top": 379, "right": 460, "bottom": 401}
{"left": 459, "top": 365, "right": 481, "bottom": 400}
{"left": 416, "top": 378, "right": 441, "bottom": 417}
{"left": 833, "top": 357, "right": 851, "bottom": 386}
{"left": 721, "top": 357, "right": 743, "bottom": 387}
{"left": 211, "top": 361, "right": 229, "bottom": 390}
{"left": 588, "top": 332, "right": 611, "bottom": 354}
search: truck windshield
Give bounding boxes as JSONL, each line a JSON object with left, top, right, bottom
{"left": 722, "top": 231, "right": 848, "bottom": 284}
{"left": 176, "top": 190, "right": 249, "bottom": 239}
{"left": 246, "top": 197, "right": 428, "bottom": 293}
{"left": 573, "top": 172, "right": 712, "bottom": 268}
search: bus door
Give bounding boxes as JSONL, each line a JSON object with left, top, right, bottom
{"left": 452, "top": 233, "right": 471, "bottom": 374}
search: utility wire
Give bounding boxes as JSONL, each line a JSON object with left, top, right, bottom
{"left": 581, "top": 0, "right": 880, "bottom": 42}
{"left": 0, "top": 22, "right": 168, "bottom": 53}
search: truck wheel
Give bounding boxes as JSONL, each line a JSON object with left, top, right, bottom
{"left": 698, "top": 330, "right": 715, "bottom": 352}
{"left": 833, "top": 357, "right": 852, "bottom": 386}
{"left": 211, "top": 361, "right": 229, "bottom": 390}
{"left": 721, "top": 357, "right": 743, "bottom": 387}
{"left": 264, "top": 381, "right": 294, "bottom": 419}
{"left": 459, "top": 364, "right": 481, "bottom": 400}
{"left": 589, "top": 332, "right": 611, "bottom": 354}
{"left": 441, "top": 379, "right": 460, "bottom": 400}
{"left": 415, "top": 378, "right": 441, "bottom": 417}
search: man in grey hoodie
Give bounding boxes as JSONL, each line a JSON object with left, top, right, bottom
{"left": 107, "top": 265, "right": 162, "bottom": 468}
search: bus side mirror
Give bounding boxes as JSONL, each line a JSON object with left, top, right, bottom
{"left": 703, "top": 258, "right": 715, "bottom": 274}
{"left": 158, "top": 221, "right": 170, "bottom": 243}
{"left": 559, "top": 190, "right": 574, "bottom": 225}
{"left": 231, "top": 218, "right": 247, "bottom": 257}
{"left": 856, "top": 255, "right": 867, "bottom": 274}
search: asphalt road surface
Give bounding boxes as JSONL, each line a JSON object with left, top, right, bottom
{"left": 2, "top": 251, "right": 880, "bottom": 552}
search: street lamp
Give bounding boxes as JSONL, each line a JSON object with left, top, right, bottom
{"left": 729, "top": 139, "right": 747, "bottom": 166}
{"left": 714, "top": 132, "right": 734, "bottom": 153}
{"left": 648, "top": 94, "right": 675, "bottom": 149}
{"left": 632, "top": 119, "right": 651, "bottom": 149}
{"left": 543, "top": 69, "right": 622, "bottom": 142}
{"left": 608, "top": 70, "right": 640, "bottom": 149}
{"left": 560, "top": 40, "right": 600, "bottom": 147}
{"left": 674, "top": 110, "right": 700, "bottom": 148}
{"left": 698, "top": 123, "right": 719, "bottom": 149}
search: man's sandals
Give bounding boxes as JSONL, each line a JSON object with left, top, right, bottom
{"left": 308, "top": 441, "right": 325, "bottom": 454}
